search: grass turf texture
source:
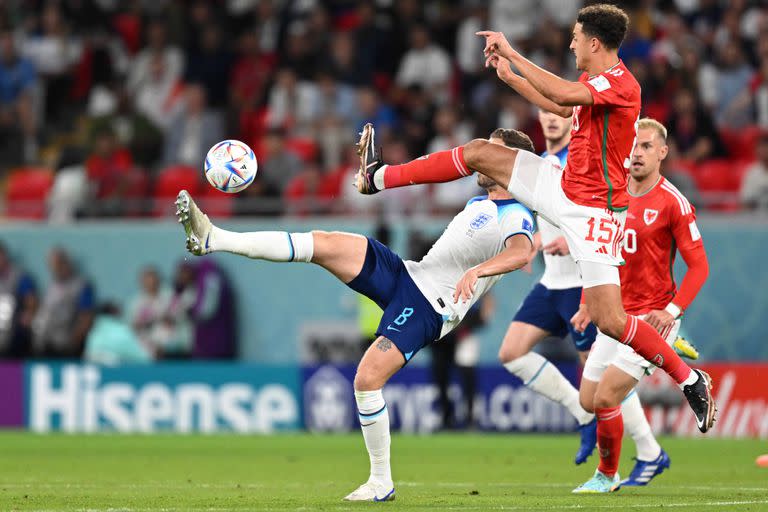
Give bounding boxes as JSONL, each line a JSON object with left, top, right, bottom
{"left": 0, "top": 433, "right": 766, "bottom": 511}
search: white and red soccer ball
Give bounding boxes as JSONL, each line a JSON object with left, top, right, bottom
{"left": 204, "top": 139, "right": 258, "bottom": 194}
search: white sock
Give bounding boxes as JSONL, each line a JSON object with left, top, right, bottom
{"left": 678, "top": 369, "right": 697, "bottom": 389}
{"left": 210, "top": 228, "right": 313, "bottom": 262}
{"left": 355, "top": 389, "right": 392, "bottom": 486}
{"left": 622, "top": 390, "right": 661, "bottom": 461}
{"left": 504, "top": 352, "right": 594, "bottom": 425}
{"left": 373, "top": 165, "right": 388, "bottom": 190}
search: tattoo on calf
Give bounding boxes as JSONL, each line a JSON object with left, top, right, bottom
{"left": 376, "top": 337, "right": 393, "bottom": 352}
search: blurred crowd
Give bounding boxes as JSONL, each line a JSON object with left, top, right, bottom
{"left": 1, "top": 0, "right": 768, "bottom": 218}
{"left": 0, "top": 242, "right": 237, "bottom": 363}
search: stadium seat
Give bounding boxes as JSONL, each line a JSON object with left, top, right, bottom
{"left": 123, "top": 168, "right": 150, "bottom": 217}
{"left": 153, "top": 165, "right": 201, "bottom": 217}
{"left": 693, "top": 159, "right": 747, "bottom": 192}
{"left": 692, "top": 159, "right": 751, "bottom": 211}
{"left": 719, "top": 125, "right": 762, "bottom": 160}
{"left": 199, "top": 187, "right": 235, "bottom": 218}
{"left": 285, "top": 138, "right": 318, "bottom": 163}
{"left": 5, "top": 167, "right": 54, "bottom": 219}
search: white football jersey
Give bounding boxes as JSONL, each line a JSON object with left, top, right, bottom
{"left": 405, "top": 196, "right": 535, "bottom": 337}
{"left": 538, "top": 149, "right": 582, "bottom": 290}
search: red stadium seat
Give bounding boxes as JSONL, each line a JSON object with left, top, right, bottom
{"left": 123, "top": 168, "right": 150, "bottom": 217}
{"left": 5, "top": 167, "right": 54, "bottom": 219}
{"left": 693, "top": 159, "right": 748, "bottom": 191}
{"left": 285, "top": 138, "right": 318, "bottom": 163}
{"left": 153, "top": 165, "right": 201, "bottom": 217}
{"left": 199, "top": 187, "right": 235, "bottom": 218}
{"left": 669, "top": 159, "right": 696, "bottom": 177}
{"left": 692, "top": 159, "right": 751, "bottom": 211}
{"left": 719, "top": 125, "right": 762, "bottom": 161}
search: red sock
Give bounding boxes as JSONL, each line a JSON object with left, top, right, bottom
{"left": 383, "top": 147, "right": 471, "bottom": 189}
{"left": 596, "top": 406, "right": 623, "bottom": 477}
{"left": 621, "top": 315, "right": 692, "bottom": 385}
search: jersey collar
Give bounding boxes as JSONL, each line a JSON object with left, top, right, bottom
{"left": 627, "top": 175, "right": 662, "bottom": 198}
{"left": 588, "top": 59, "right": 622, "bottom": 79}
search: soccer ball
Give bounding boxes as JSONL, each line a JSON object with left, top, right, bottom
{"left": 204, "top": 139, "right": 258, "bottom": 193}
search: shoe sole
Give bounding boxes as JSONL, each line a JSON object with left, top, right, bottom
{"left": 674, "top": 337, "right": 699, "bottom": 360}
{"left": 572, "top": 486, "right": 621, "bottom": 494}
{"left": 355, "top": 123, "right": 375, "bottom": 193}
{"left": 175, "top": 190, "right": 192, "bottom": 237}
{"left": 175, "top": 190, "right": 208, "bottom": 255}
{"left": 342, "top": 489, "right": 395, "bottom": 502}
{"left": 697, "top": 370, "right": 717, "bottom": 433}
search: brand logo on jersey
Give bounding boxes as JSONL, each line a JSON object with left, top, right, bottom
{"left": 470, "top": 213, "right": 492, "bottom": 230}
{"left": 644, "top": 209, "right": 659, "bottom": 226}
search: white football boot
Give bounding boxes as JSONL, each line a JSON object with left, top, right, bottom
{"left": 343, "top": 480, "right": 395, "bottom": 502}
{"left": 175, "top": 190, "right": 213, "bottom": 256}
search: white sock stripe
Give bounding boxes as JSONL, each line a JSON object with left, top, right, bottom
{"left": 455, "top": 147, "right": 470, "bottom": 176}
{"left": 597, "top": 409, "right": 622, "bottom": 421}
{"left": 452, "top": 147, "right": 470, "bottom": 177}
{"left": 625, "top": 316, "right": 635, "bottom": 344}
{"left": 623, "top": 316, "right": 638, "bottom": 345}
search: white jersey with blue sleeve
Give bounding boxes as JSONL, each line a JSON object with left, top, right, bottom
{"left": 405, "top": 196, "right": 535, "bottom": 337}
{"left": 538, "top": 146, "right": 582, "bottom": 290}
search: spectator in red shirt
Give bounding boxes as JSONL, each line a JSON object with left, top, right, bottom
{"left": 84, "top": 127, "right": 136, "bottom": 216}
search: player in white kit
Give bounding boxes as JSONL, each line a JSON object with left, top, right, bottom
{"left": 175, "top": 129, "right": 537, "bottom": 503}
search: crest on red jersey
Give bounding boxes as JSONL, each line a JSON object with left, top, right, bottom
{"left": 643, "top": 209, "right": 659, "bottom": 225}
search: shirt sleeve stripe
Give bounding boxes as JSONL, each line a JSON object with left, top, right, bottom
{"left": 660, "top": 182, "right": 691, "bottom": 215}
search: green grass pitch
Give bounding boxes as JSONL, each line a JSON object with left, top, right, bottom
{"left": 0, "top": 433, "right": 766, "bottom": 511}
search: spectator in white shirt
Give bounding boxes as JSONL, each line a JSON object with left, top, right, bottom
{"left": 740, "top": 132, "right": 768, "bottom": 211}
{"left": 396, "top": 25, "right": 451, "bottom": 103}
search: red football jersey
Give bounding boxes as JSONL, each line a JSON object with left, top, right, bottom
{"left": 563, "top": 60, "right": 641, "bottom": 212}
{"left": 620, "top": 177, "right": 705, "bottom": 315}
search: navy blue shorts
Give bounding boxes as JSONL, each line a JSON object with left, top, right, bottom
{"left": 513, "top": 283, "right": 596, "bottom": 351}
{"left": 346, "top": 238, "right": 443, "bottom": 363}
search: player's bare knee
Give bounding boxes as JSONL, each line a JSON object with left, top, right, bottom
{"left": 590, "top": 311, "right": 625, "bottom": 340}
{"left": 498, "top": 342, "right": 526, "bottom": 364}
{"left": 462, "top": 138, "right": 490, "bottom": 167}
{"left": 353, "top": 369, "right": 379, "bottom": 392}
{"left": 594, "top": 387, "right": 621, "bottom": 410}
{"left": 579, "top": 386, "right": 595, "bottom": 413}
{"left": 580, "top": 395, "right": 595, "bottom": 414}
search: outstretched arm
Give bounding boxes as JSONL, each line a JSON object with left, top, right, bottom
{"left": 478, "top": 31, "right": 593, "bottom": 107}
{"left": 454, "top": 234, "right": 533, "bottom": 303}
{"left": 490, "top": 55, "right": 573, "bottom": 117}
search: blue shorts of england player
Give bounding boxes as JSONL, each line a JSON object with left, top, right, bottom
{"left": 346, "top": 238, "right": 443, "bottom": 364}
{"left": 513, "top": 283, "right": 597, "bottom": 351}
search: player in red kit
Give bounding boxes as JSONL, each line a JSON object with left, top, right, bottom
{"left": 572, "top": 119, "right": 710, "bottom": 492}
{"left": 352, "top": 4, "right": 716, "bottom": 432}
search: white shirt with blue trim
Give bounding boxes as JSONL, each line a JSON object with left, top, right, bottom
{"left": 538, "top": 147, "right": 582, "bottom": 290}
{"left": 405, "top": 196, "right": 535, "bottom": 338}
